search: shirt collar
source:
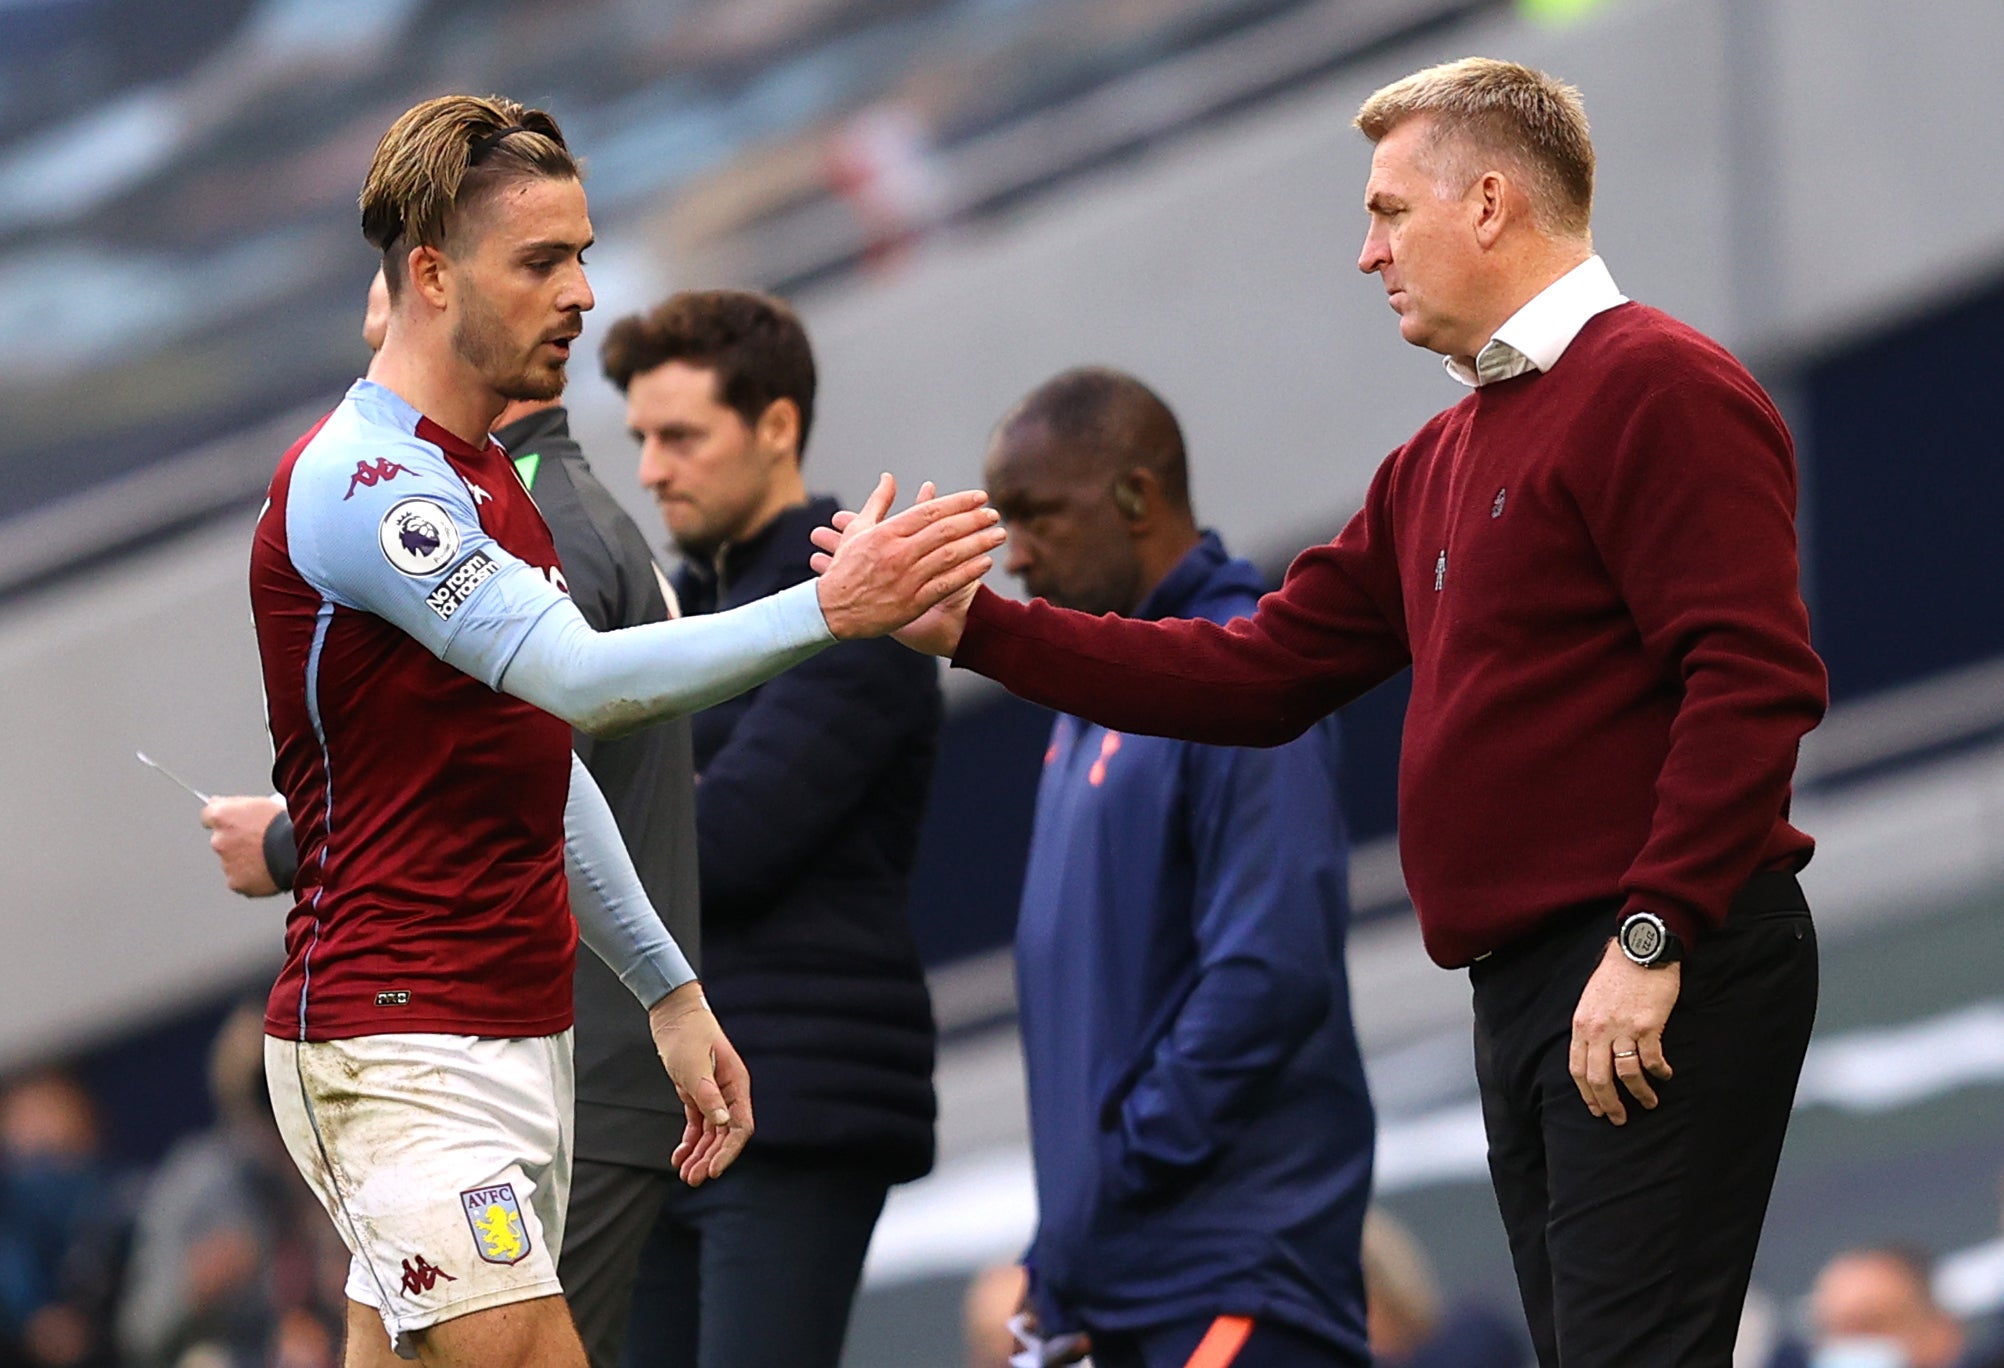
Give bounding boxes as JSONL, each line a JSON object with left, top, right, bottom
{"left": 1443, "top": 254, "right": 1628, "bottom": 388}
{"left": 1134, "top": 531, "right": 1229, "bottom": 622}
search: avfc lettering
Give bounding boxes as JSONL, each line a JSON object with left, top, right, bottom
{"left": 461, "top": 1183, "right": 531, "bottom": 1265}
{"left": 426, "top": 551, "right": 500, "bottom": 621}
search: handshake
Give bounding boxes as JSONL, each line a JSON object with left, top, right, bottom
{"left": 806, "top": 473, "right": 1004, "bottom": 657}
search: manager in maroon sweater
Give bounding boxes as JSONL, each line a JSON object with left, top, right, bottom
{"left": 830, "top": 57, "right": 1828, "bottom": 1368}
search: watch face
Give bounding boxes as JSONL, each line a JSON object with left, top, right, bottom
{"left": 1623, "top": 917, "right": 1665, "bottom": 962}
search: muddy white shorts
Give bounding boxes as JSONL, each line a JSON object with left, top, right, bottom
{"left": 264, "top": 1030, "right": 574, "bottom": 1357}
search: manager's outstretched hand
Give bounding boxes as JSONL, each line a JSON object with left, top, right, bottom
{"left": 809, "top": 475, "right": 1002, "bottom": 642}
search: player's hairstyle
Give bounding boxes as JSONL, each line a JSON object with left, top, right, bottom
{"left": 599, "top": 290, "right": 819, "bottom": 460}
{"left": 1354, "top": 57, "right": 1594, "bottom": 237}
{"left": 360, "top": 94, "right": 578, "bottom": 298}
{"left": 997, "top": 366, "right": 1192, "bottom": 514}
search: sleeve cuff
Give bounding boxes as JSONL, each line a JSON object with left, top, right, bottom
{"left": 773, "top": 578, "right": 837, "bottom": 649}
{"left": 949, "top": 585, "right": 1007, "bottom": 670}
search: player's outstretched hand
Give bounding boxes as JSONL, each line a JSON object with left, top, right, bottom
{"left": 649, "top": 982, "right": 754, "bottom": 1186}
{"left": 200, "top": 795, "right": 286, "bottom": 898}
{"left": 808, "top": 474, "right": 1002, "bottom": 642}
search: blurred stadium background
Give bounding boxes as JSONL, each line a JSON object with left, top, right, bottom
{"left": 2, "top": 0, "right": 2002, "bottom": 1362}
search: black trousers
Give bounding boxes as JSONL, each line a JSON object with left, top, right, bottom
{"left": 560, "top": 1158, "right": 678, "bottom": 1368}
{"left": 618, "top": 1148, "right": 891, "bottom": 1368}
{"left": 1471, "top": 873, "right": 1818, "bottom": 1368}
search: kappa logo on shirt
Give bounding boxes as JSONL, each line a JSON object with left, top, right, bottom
{"left": 344, "top": 458, "right": 408, "bottom": 501}
{"left": 1492, "top": 487, "right": 1508, "bottom": 518}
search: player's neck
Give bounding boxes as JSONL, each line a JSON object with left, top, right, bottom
{"left": 367, "top": 344, "right": 508, "bottom": 450}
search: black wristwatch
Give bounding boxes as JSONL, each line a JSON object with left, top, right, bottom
{"left": 1617, "top": 911, "right": 1683, "bottom": 968}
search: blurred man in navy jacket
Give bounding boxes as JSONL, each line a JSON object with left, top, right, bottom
{"left": 600, "top": 291, "right": 940, "bottom": 1368}
{"left": 989, "top": 369, "right": 1374, "bottom": 1368}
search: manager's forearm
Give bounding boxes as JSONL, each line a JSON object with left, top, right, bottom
{"left": 954, "top": 561, "right": 1403, "bottom": 747}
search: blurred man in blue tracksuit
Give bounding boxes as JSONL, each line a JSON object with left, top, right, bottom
{"left": 986, "top": 368, "right": 1374, "bottom": 1368}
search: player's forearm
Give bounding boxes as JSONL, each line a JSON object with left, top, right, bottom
{"left": 564, "top": 752, "right": 695, "bottom": 1005}
{"left": 496, "top": 581, "right": 834, "bottom": 737}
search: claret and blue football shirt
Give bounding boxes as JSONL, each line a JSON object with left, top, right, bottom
{"left": 254, "top": 380, "right": 596, "bottom": 1041}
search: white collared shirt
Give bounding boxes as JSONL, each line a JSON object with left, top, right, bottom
{"left": 1444, "top": 254, "right": 1629, "bottom": 388}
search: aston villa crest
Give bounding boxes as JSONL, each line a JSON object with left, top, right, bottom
{"left": 461, "top": 1183, "right": 531, "bottom": 1265}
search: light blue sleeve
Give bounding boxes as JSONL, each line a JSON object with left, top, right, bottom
{"left": 286, "top": 429, "right": 837, "bottom": 725}
{"left": 565, "top": 752, "right": 694, "bottom": 1006}
{"left": 494, "top": 580, "right": 833, "bottom": 736}
{"left": 286, "top": 434, "right": 568, "bottom": 685}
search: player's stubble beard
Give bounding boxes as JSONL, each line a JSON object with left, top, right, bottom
{"left": 454, "top": 284, "right": 569, "bottom": 404}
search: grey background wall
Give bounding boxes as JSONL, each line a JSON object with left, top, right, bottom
{"left": 5, "top": 0, "right": 2002, "bottom": 1066}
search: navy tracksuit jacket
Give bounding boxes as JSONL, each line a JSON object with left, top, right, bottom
{"left": 1015, "top": 533, "right": 1374, "bottom": 1360}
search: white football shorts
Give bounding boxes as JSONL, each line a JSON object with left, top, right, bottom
{"left": 265, "top": 1030, "right": 574, "bottom": 1357}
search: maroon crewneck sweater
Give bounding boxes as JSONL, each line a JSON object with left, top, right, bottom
{"left": 956, "top": 303, "right": 1828, "bottom": 967}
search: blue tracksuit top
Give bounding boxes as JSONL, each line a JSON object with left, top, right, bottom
{"left": 1015, "top": 532, "right": 1373, "bottom": 1360}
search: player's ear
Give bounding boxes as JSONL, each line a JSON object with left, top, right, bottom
{"left": 407, "top": 244, "right": 451, "bottom": 311}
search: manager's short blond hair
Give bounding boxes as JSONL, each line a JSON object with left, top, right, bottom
{"left": 1355, "top": 57, "right": 1594, "bottom": 237}
{"left": 360, "top": 94, "right": 579, "bottom": 295}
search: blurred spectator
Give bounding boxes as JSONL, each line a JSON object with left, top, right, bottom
{"left": 115, "top": 1002, "right": 341, "bottom": 1368}
{"left": 0, "top": 1069, "right": 126, "bottom": 1368}
{"left": 825, "top": 100, "right": 943, "bottom": 272}
{"left": 1808, "top": 1247, "right": 1966, "bottom": 1368}
{"left": 1362, "top": 1209, "right": 1528, "bottom": 1368}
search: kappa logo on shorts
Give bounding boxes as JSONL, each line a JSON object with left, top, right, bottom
{"left": 461, "top": 1184, "right": 531, "bottom": 1265}
{"left": 380, "top": 497, "right": 462, "bottom": 577}
{"left": 399, "top": 1255, "right": 456, "bottom": 1295}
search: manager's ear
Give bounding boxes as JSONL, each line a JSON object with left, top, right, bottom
{"left": 1471, "top": 168, "right": 1516, "bottom": 250}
